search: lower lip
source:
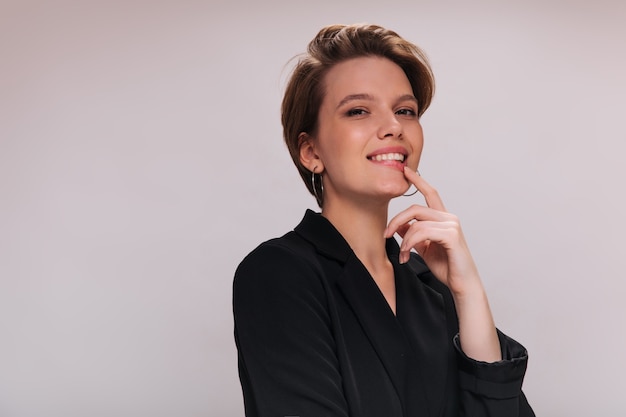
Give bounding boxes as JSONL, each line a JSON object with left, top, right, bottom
{"left": 368, "top": 159, "right": 406, "bottom": 172}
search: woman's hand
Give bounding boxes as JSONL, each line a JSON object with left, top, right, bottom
{"left": 384, "top": 167, "right": 481, "bottom": 298}
{"left": 386, "top": 167, "right": 502, "bottom": 362}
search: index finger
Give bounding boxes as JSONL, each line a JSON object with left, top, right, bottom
{"left": 403, "top": 166, "right": 447, "bottom": 212}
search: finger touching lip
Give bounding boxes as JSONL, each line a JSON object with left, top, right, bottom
{"left": 403, "top": 165, "right": 421, "bottom": 184}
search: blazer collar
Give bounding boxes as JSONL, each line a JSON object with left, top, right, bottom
{"left": 293, "top": 210, "right": 351, "bottom": 262}
{"left": 294, "top": 209, "right": 441, "bottom": 414}
{"left": 294, "top": 209, "right": 447, "bottom": 417}
{"left": 294, "top": 209, "right": 411, "bottom": 266}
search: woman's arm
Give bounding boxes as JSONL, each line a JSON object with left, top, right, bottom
{"left": 409, "top": 256, "right": 535, "bottom": 417}
{"left": 233, "top": 241, "right": 349, "bottom": 417}
{"left": 385, "top": 166, "right": 501, "bottom": 362}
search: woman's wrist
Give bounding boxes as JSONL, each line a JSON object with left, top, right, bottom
{"left": 452, "top": 280, "right": 502, "bottom": 362}
{"left": 448, "top": 272, "right": 484, "bottom": 301}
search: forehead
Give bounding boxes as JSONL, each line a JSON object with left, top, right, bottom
{"left": 322, "top": 56, "right": 413, "bottom": 102}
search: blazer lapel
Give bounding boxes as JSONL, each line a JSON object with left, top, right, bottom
{"left": 394, "top": 254, "right": 449, "bottom": 417}
{"left": 335, "top": 253, "right": 410, "bottom": 403}
{"left": 294, "top": 210, "right": 435, "bottom": 413}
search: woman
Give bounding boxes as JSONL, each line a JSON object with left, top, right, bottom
{"left": 233, "top": 24, "right": 534, "bottom": 417}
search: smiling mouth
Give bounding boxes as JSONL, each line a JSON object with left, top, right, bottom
{"left": 367, "top": 153, "right": 406, "bottom": 163}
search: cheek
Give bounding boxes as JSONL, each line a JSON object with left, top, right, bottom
{"left": 409, "top": 128, "right": 424, "bottom": 167}
{"left": 318, "top": 125, "right": 357, "bottom": 158}
{"left": 415, "top": 140, "right": 424, "bottom": 156}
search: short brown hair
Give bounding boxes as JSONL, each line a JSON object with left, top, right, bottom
{"left": 281, "top": 23, "right": 435, "bottom": 206}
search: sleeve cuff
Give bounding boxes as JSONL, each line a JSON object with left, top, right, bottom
{"left": 453, "top": 329, "right": 529, "bottom": 399}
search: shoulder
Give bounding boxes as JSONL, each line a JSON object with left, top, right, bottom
{"left": 236, "top": 231, "right": 319, "bottom": 275}
{"left": 234, "top": 231, "right": 325, "bottom": 298}
{"left": 233, "top": 232, "right": 332, "bottom": 326}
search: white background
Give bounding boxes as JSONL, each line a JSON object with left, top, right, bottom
{"left": 1, "top": 0, "right": 625, "bottom": 416}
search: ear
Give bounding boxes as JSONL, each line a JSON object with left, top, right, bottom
{"left": 298, "top": 132, "right": 324, "bottom": 173}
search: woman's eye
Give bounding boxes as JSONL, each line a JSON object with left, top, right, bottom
{"left": 346, "top": 108, "right": 367, "bottom": 116}
{"left": 396, "top": 108, "right": 417, "bottom": 116}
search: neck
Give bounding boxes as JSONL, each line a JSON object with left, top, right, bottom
{"left": 321, "top": 197, "right": 391, "bottom": 270}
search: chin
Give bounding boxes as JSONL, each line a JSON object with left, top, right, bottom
{"left": 367, "top": 178, "right": 411, "bottom": 200}
{"left": 377, "top": 186, "right": 409, "bottom": 200}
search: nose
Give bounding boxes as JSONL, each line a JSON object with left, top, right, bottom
{"left": 377, "top": 112, "right": 402, "bottom": 139}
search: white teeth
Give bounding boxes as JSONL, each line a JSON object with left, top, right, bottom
{"left": 372, "top": 153, "right": 405, "bottom": 162}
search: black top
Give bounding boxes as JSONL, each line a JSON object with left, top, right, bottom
{"left": 233, "top": 210, "right": 535, "bottom": 417}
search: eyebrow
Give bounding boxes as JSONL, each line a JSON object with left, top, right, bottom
{"left": 335, "top": 93, "right": 418, "bottom": 110}
{"left": 397, "top": 94, "right": 418, "bottom": 104}
{"left": 336, "top": 94, "right": 374, "bottom": 110}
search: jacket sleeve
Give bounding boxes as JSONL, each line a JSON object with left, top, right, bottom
{"left": 410, "top": 254, "right": 535, "bottom": 417}
{"left": 454, "top": 329, "right": 536, "bottom": 417}
{"left": 233, "top": 241, "right": 349, "bottom": 417}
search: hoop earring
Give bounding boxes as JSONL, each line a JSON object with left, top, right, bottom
{"left": 403, "top": 169, "right": 421, "bottom": 197}
{"left": 311, "top": 167, "right": 324, "bottom": 205}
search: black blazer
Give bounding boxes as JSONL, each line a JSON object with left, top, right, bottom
{"left": 234, "top": 210, "right": 534, "bottom": 417}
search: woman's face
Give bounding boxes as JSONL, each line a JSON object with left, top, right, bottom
{"left": 310, "top": 56, "right": 423, "bottom": 206}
